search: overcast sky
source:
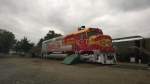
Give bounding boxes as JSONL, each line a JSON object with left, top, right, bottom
{"left": 0, "top": 0, "right": 150, "bottom": 43}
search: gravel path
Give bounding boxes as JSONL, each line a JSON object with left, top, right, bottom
{"left": 0, "top": 57, "right": 150, "bottom": 84}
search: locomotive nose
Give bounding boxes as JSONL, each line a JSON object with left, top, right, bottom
{"left": 99, "top": 38, "right": 112, "bottom": 47}
{"left": 96, "top": 35, "right": 114, "bottom": 52}
{"left": 89, "top": 35, "right": 112, "bottom": 47}
{"left": 96, "top": 35, "right": 112, "bottom": 47}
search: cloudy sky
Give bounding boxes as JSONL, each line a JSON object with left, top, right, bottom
{"left": 0, "top": 0, "right": 150, "bottom": 43}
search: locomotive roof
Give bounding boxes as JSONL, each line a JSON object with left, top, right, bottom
{"left": 66, "top": 28, "right": 97, "bottom": 36}
{"left": 42, "top": 36, "right": 64, "bottom": 44}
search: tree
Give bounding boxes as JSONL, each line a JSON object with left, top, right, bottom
{"left": 14, "top": 37, "right": 34, "bottom": 54}
{"left": 37, "top": 38, "right": 44, "bottom": 47}
{"left": 0, "top": 29, "right": 16, "bottom": 53}
{"left": 44, "top": 30, "right": 62, "bottom": 41}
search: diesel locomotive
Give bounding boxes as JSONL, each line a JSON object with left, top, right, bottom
{"left": 41, "top": 26, "right": 117, "bottom": 64}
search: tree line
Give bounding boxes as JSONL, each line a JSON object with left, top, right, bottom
{"left": 0, "top": 29, "right": 61, "bottom": 56}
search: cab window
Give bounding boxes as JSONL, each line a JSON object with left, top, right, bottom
{"left": 87, "top": 29, "right": 97, "bottom": 37}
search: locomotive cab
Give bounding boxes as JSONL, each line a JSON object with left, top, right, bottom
{"left": 76, "top": 27, "right": 117, "bottom": 64}
{"left": 78, "top": 28, "right": 103, "bottom": 39}
{"left": 87, "top": 28, "right": 103, "bottom": 37}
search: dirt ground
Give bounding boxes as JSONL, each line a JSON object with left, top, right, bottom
{"left": 0, "top": 57, "right": 150, "bottom": 84}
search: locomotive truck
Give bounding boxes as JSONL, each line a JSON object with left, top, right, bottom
{"left": 41, "top": 26, "right": 117, "bottom": 64}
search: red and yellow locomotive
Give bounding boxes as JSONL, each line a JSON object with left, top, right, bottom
{"left": 42, "top": 26, "right": 117, "bottom": 64}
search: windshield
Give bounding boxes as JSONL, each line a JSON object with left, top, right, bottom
{"left": 87, "top": 29, "right": 98, "bottom": 37}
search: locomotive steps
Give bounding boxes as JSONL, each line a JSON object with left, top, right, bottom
{"left": 63, "top": 54, "right": 80, "bottom": 65}
{"left": 42, "top": 53, "right": 80, "bottom": 65}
